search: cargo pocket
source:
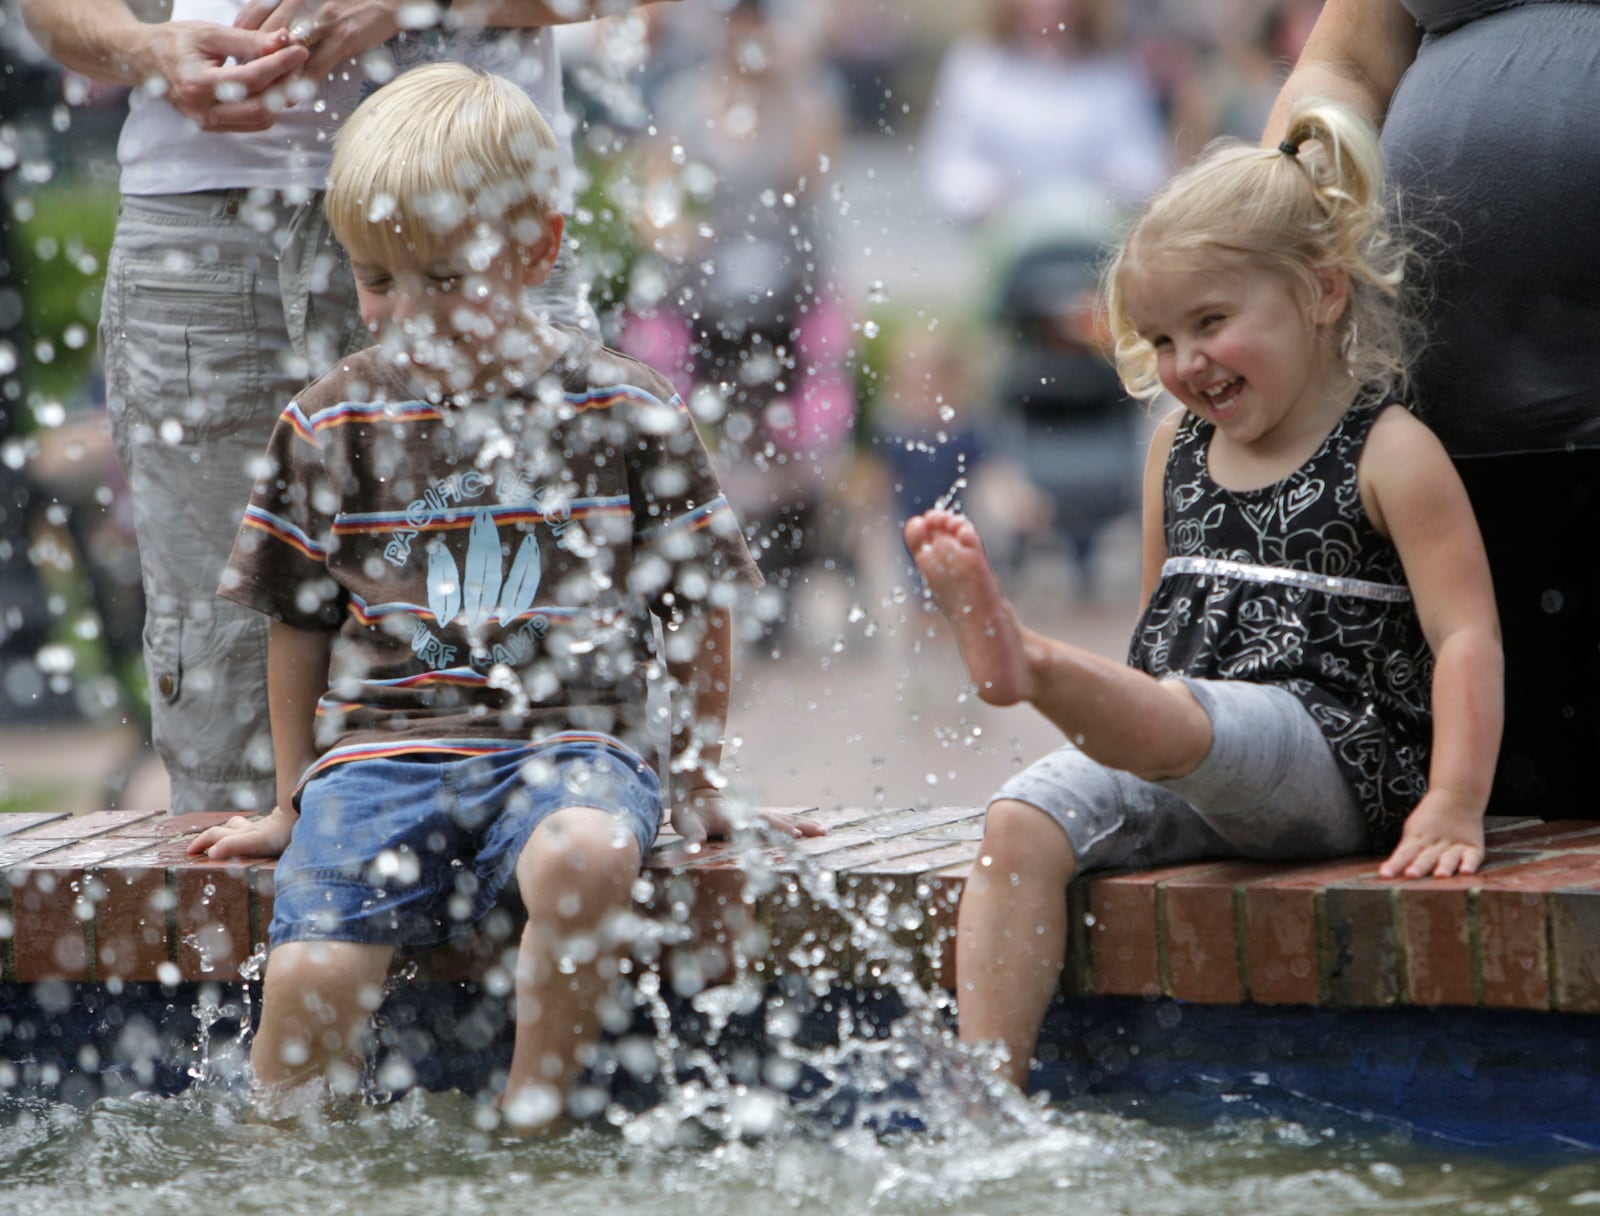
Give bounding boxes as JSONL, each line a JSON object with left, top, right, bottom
{"left": 120, "top": 265, "right": 262, "bottom": 443}
{"left": 145, "top": 602, "right": 273, "bottom": 786}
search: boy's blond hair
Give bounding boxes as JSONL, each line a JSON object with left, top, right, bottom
{"left": 326, "top": 63, "right": 561, "bottom": 269}
{"left": 1105, "top": 98, "right": 1420, "bottom": 400}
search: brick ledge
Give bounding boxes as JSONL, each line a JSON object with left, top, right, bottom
{"left": 2, "top": 808, "right": 1598, "bottom": 1013}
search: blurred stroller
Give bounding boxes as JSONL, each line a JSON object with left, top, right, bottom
{"left": 985, "top": 188, "right": 1142, "bottom": 596}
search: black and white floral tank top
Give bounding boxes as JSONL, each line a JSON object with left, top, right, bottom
{"left": 1130, "top": 397, "right": 1432, "bottom": 844}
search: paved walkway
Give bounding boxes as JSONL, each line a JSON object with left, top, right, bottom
{"left": 0, "top": 531, "right": 1142, "bottom": 819}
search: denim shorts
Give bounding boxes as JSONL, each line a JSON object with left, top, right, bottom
{"left": 993, "top": 678, "right": 1371, "bottom": 874}
{"left": 268, "top": 737, "right": 661, "bottom": 950}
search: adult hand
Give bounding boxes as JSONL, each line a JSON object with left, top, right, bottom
{"left": 236, "top": 0, "right": 407, "bottom": 87}
{"left": 185, "top": 805, "right": 298, "bottom": 860}
{"left": 146, "top": 20, "right": 310, "bottom": 131}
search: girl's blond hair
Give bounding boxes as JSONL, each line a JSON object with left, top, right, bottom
{"left": 1104, "top": 98, "right": 1419, "bottom": 400}
{"left": 326, "top": 63, "right": 561, "bottom": 269}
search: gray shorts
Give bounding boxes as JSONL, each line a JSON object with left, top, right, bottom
{"left": 102, "top": 191, "right": 593, "bottom": 814}
{"left": 993, "top": 679, "right": 1371, "bottom": 874}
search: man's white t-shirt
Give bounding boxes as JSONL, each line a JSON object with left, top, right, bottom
{"left": 118, "top": 0, "right": 569, "bottom": 198}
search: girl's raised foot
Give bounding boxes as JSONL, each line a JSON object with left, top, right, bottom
{"left": 905, "top": 510, "right": 1031, "bottom": 706}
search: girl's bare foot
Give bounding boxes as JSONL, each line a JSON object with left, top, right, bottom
{"left": 905, "top": 510, "right": 1031, "bottom": 706}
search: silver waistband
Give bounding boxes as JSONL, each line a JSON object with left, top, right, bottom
{"left": 1161, "top": 556, "right": 1412, "bottom": 603}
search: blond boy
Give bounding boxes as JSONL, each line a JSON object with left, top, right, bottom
{"left": 189, "top": 63, "right": 814, "bottom": 1127}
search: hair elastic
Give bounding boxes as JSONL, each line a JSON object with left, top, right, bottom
{"left": 1278, "top": 139, "right": 1301, "bottom": 158}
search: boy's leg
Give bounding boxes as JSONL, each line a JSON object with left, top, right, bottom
{"left": 502, "top": 805, "right": 643, "bottom": 1130}
{"left": 906, "top": 510, "right": 1212, "bottom": 780}
{"left": 955, "top": 798, "right": 1077, "bottom": 1090}
{"left": 250, "top": 755, "right": 450, "bottom": 1097}
{"left": 252, "top": 939, "right": 396, "bottom": 1093}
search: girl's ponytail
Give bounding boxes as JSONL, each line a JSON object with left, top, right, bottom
{"left": 1278, "top": 99, "right": 1386, "bottom": 243}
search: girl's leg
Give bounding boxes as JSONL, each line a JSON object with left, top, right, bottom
{"left": 252, "top": 939, "right": 396, "bottom": 1093}
{"left": 907, "top": 510, "right": 1211, "bottom": 780}
{"left": 951, "top": 704, "right": 1258, "bottom": 1092}
{"left": 502, "top": 805, "right": 642, "bottom": 1130}
{"left": 956, "top": 797, "right": 1078, "bottom": 1089}
{"left": 1167, "top": 679, "right": 1370, "bottom": 858}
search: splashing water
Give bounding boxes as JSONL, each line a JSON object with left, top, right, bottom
{"left": 4, "top": 16, "right": 1591, "bottom": 1212}
{"left": 0, "top": 1064, "right": 1586, "bottom": 1215}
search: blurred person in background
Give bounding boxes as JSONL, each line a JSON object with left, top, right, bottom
{"left": 0, "top": 9, "right": 62, "bottom": 718}
{"left": 865, "top": 325, "right": 1048, "bottom": 585}
{"left": 19, "top": 0, "right": 666, "bottom": 814}
{"left": 1168, "top": 0, "right": 1321, "bottom": 163}
{"left": 0, "top": 9, "right": 144, "bottom": 732}
{"left": 919, "top": 0, "right": 1169, "bottom": 227}
{"left": 1266, "top": 0, "right": 1600, "bottom": 820}
{"left": 817, "top": 0, "right": 915, "bottom": 135}
{"left": 919, "top": 0, "right": 1167, "bottom": 599}
{"left": 627, "top": 0, "right": 856, "bottom": 644}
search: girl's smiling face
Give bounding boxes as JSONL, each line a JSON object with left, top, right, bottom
{"left": 1120, "top": 255, "right": 1349, "bottom": 451}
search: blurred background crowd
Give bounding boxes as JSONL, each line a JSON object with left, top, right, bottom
{"left": 0, "top": 0, "right": 1322, "bottom": 799}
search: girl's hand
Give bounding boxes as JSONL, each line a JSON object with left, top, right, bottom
{"left": 1379, "top": 789, "right": 1486, "bottom": 879}
{"left": 185, "top": 806, "right": 297, "bottom": 861}
{"left": 672, "top": 787, "right": 825, "bottom": 844}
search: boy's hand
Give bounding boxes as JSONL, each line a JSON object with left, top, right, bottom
{"left": 186, "top": 805, "right": 297, "bottom": 861}
{"left": 672, "top": 786, "right": 825, "bottom": 844}
{"left": 1379, "top": 788, "right": 1486, "bottom": 879}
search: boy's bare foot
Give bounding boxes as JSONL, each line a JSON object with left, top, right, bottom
{"left": 905, "top": 510, "right": 1031, "bottom": 706}
{"left": 500, "top": 1082, "right": 567, "bottom": 1135}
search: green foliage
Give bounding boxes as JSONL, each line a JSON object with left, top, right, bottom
{"left": 9, "top": 177, "right": 119, "bottom": 408}
{"left": 0, "top": 786, "right": 72, "bottom": 815}
{"left": 568, "top": 152, "right": 644, "bottom": 335}
{"left": 851, "top": 304, "right": 980, "bottom": 438}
